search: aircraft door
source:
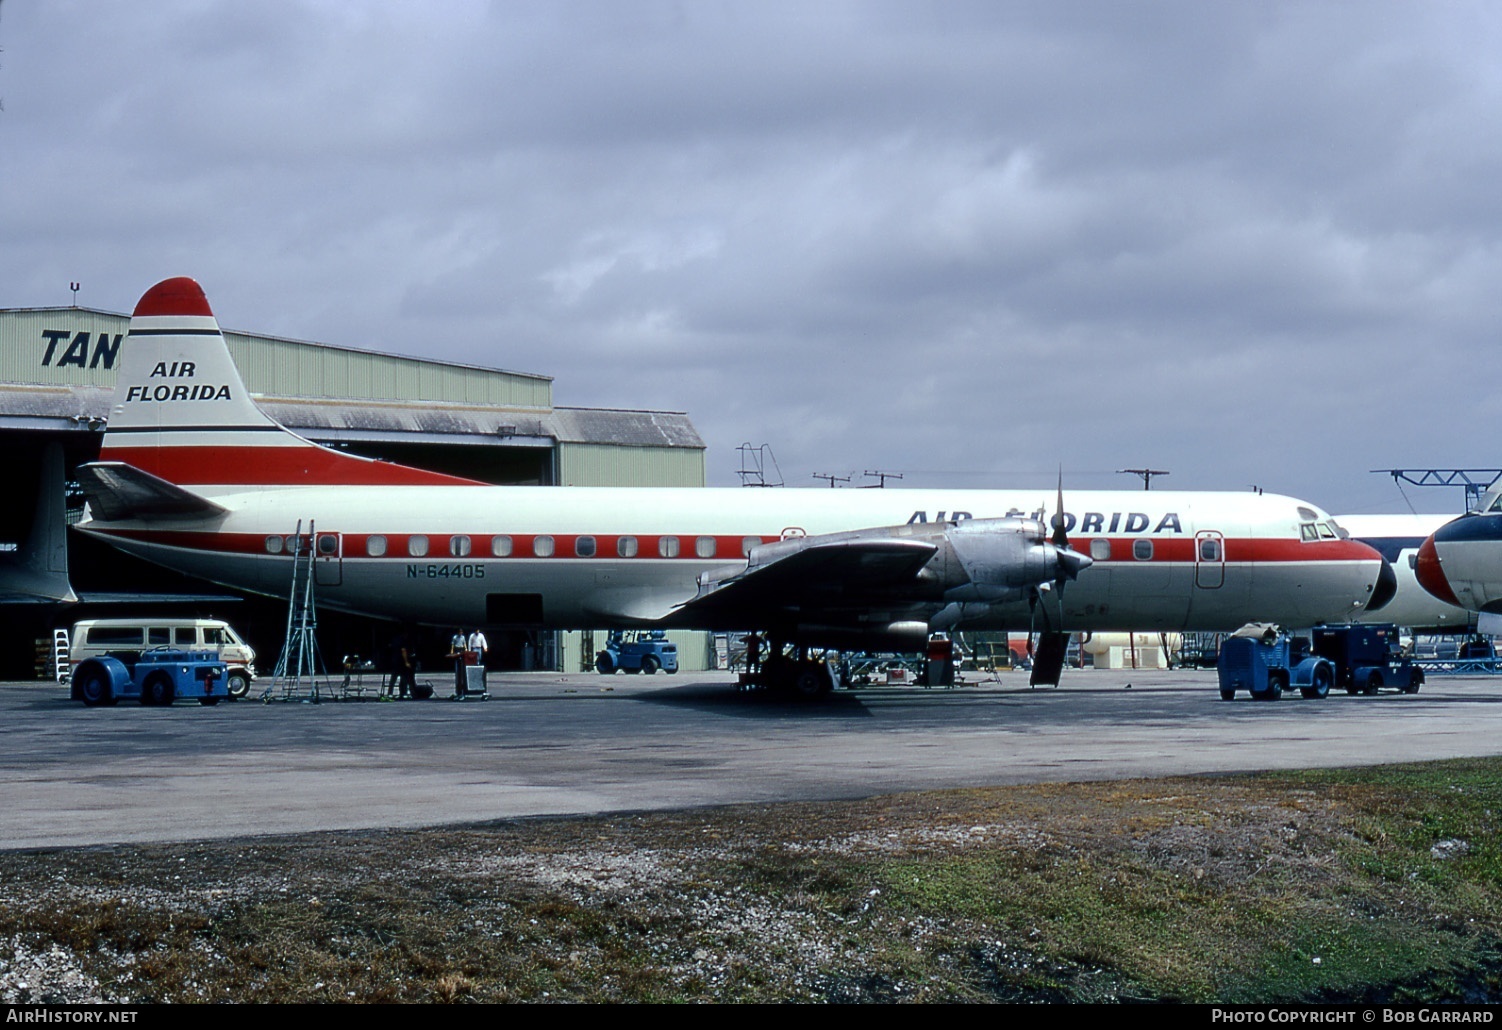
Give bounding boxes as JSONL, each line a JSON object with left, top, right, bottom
{"left": 314, "top": 532, "right": 342, "bottom": 586}
{"left": 1195, "top": 531, "right": 1225, "bottom": 589}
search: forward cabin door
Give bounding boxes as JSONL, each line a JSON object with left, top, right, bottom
{"left": 314, "top": 531, "right": 343, "bottom": 586}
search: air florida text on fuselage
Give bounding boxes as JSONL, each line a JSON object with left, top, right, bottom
{"left": 909, "top": 509, "right": 1183, "bottom": 534}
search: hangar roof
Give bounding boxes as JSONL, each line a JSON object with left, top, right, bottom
{"left": 0, "top": 384, "right": 703, "bottom": 452}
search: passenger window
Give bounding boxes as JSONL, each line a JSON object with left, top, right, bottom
{"left": 90, "top": 627, "right": 142, "bottom": 646}
{"left": 265, "top": 535, "right": 284, "bottom": 554}
{"left": 318, "top": 534, "right": 338, "bottom": 556}
{"left": 1199, "top": 539, "right": 1222, "bottom": 562}
{"left": 1133, "top": 539, "right": 1153, "bottom": 561}
{"left": 408, "top": 535, "right": 429, "bottom": 557}
{"left": 575, "top": 536, "right": 596, "bottom": 558}
{"left": 1090, "top": 539, "right": 1111, "bottom": 561}
{"left": 617, "top": 536, "right": 638, "bottom": 558}
{"left": 742, "top": 536, "right": 761, "bottom": 556}
{"left": 659, "top": 536, "right": 680, "bottom": 558}
{"left": 534, "top": 535, "right": 555, "bottom": 557}
{"left": 491, "top": 535, "right": 512, "bottom": 557}
{"left": 366, "top": 535, "right": 387, "bottom": 557}
{"left": 449, "top": 535, "right": 472, "bottom": 557}
{"left": 696, "top": 536, "right": 717, "bottom": 558}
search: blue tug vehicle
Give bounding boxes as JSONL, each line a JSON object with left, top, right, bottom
{"left": 72, "top": 648, "right": 230, "bottom": 707}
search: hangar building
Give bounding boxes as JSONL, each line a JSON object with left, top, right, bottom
{"left": 0, "top": 303, "right": 710, "bottom": 680}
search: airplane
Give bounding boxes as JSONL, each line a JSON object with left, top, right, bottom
{"left": 1336, "top": 514, "right": 1473, "bottom": 632}
{"left": 73, "top": 277, "right": 1396, "bottom": 694}
{"left": 1414, "top": 492, "right": 1502, "bottom": 622}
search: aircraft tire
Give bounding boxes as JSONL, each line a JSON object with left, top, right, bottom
{"left": 793, "top": 664, "right": 830, "bottom": 698}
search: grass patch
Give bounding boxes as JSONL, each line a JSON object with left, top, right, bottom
{"left": 6, "top": 759, "right": 1502, "bottom": 1002}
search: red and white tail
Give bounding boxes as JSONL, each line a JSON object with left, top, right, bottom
{"left": 99, "top": 277, "right": 478, "bottom": 490}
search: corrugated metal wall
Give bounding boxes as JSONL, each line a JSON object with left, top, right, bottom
{"left": 2, "top": 309, "right": 551, "bottom": 408}
{"left": 557, "top": 443, "right": 707, "bottom": 488}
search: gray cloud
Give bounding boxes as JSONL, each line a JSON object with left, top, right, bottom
{"left": 3, "top": 0, "right": 1499, "bottom": 512}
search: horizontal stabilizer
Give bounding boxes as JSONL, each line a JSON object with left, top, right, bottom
{"left": 75, "top": 462, "right": 227, "bottom": 522}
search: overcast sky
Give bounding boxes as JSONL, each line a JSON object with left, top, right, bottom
{"left": 3, "top": 1, "right": 1499, "bottom": 513}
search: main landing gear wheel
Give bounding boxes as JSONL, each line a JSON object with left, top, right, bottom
{"left": 793, "top": 665, "right": 831, "bottom": 698}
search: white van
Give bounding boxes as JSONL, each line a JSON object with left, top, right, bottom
{"left": 68, "top": 618, "right": 257, "bottom": 698}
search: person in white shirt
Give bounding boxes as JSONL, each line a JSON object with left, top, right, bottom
{"left": 467, "top": 629, "right": 489, "bottom": 693}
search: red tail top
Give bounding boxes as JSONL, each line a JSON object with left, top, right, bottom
{"left": 133, "top": 277, "right": 215, "bottom": 318}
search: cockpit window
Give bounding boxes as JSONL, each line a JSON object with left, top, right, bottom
{"left": 1318, "top": 522, "right": 1337, "bottom": 539}
{"left": 1297, "top": 506, "right": 1320, "bottom": 521}
{"left": 1300, "top": 523, "right": 1320, "bottom": 542}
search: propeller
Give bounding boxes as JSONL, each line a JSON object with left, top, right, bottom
{"left": 1031, "top": 471, "right": 1089, "bottom": 688}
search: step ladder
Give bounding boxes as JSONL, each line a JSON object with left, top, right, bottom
{"left": 261, "top": 520, "right": 329, "bottom": 702}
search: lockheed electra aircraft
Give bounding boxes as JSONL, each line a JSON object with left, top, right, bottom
{"left": 75, "top": 278, "right": 1396, "bottom": 691}
{"left": 1415, "top": 493, "right": 1502, "bottom": 617}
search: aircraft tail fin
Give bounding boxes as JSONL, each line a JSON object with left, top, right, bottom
{"left": 99, "top": 278, "right": 480, "bottom": 489}
{"left": 0, "top": 442, "right": 77, "bottom": 603}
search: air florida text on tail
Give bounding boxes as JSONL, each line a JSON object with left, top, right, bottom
{"left": 98, "top": 277, "right": 479, "bottom": 489}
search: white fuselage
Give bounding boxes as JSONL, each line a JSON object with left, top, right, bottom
{"left": 81, "top": 484, "right": 1386, "bottom": 633}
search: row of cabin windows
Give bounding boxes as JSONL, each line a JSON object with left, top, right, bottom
{"left": 1083, "top": 538, "right": 1223, "bottom": 562}
{"left": 260, "top": 533, "right": 1231, "bottom": 563}
{"left": 264, "top": 534, "right": 765, "bottom": 559}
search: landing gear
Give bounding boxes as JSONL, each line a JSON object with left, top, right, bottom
{"left": 739, "top": 638, "right": 835, "bottom": 699}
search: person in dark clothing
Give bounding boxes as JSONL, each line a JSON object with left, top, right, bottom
{"left": 390, "top": 631, "right": 417, "bottom": 699}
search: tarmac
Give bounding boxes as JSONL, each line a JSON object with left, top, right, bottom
{"left": 5, "top": 667, "right": 1502, "bottom": 850}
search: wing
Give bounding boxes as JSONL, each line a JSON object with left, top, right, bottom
{"left": 676, "top": 536, "right": 940, "bottom": 622}
{"left": 74, "top": 462, "right": 227, "bottom": 522}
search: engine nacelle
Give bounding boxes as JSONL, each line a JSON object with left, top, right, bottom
{"left": 942, "top": 517, "right": 1088, "bottom": 602}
